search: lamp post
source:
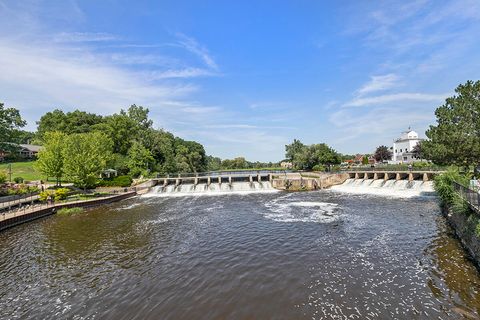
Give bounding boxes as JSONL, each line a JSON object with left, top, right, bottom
{"left": 8, "top": 163, "right": 12, "bottom": 182}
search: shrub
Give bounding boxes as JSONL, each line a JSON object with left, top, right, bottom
{"left": 312, "top": 164, "right": 325, "bottom": 172}
{"left": 54, "top": 188, "right": 70, "bottom": 201}
{"left": 39, "top": 190, "right": 55, "bottom": 202}
{"left": 97, "top": 175, "right": 133, "bottom": 187}
{"left": 13, "top": 177, "right": 24, "bottom": 183}
{"left": 57, "top": 207, "right": 84, "bottom": 215}
{"left": 0, "top": 171, "right": 6, "bottom": 184}
{"left": 433, "top": 168, "right": 470, "bottom": 207}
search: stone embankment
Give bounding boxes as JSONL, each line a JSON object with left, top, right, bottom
{"left": 443, "top": 205, "right": 480, "bottom": 267}
{"left": 271, "top": 172, "right": 349, "bottom": 191}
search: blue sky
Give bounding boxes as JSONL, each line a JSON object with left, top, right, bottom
{"left": 1, "top": 0, "right": 480, "bottom": 161}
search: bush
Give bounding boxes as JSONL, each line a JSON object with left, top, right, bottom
{"left": 0, "top": 171, "right": 6, "bottom": 184}
{"left": 97, "top": 175, "right": 133, "bottom": 187}
{"left": 39, "top": 190, "right": 55, "bottom": 202}
{"left": 312, "top": 164, "right": 325, "bottom": 172}
{"left": 434, "top": 168, "right": 470, "bottom": 207}
{"left": 39, "top": 188, "right": 69, "bottom": 202}
{"left": 13, "top": 177, "right": 24, "bottom": 183}
{"left": 54, "top": 188, "right": 70, "bottom": 201}
{"left": 57, "top": 207, "right": 84, "bottom": 215}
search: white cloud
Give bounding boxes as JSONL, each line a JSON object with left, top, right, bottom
{"left": 53, "top": 32, "right": 118, "bottom": 43}
{"left": 356, "top": 74, "right": 399, "bottom": 96}
{"left": 149, "top": 67, "right": 216, "bottom": 79}
{"left": 344, "top": 92, "right": 448, "bottom": 107}
{"left": 175, "top": 32, "right": 218, "bottom": 71}
{"left": 0, "top": 39, "right": 198, "bottom": 128}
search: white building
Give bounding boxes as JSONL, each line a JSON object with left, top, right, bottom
{"left": 392, "top": 129, "right": 423, "bottom": 163}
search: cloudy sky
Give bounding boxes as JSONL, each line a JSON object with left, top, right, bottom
{"left": 1, "top": 0, "right": 480, "bottom": 161}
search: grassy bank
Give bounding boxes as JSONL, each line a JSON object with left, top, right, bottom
{"left": 0, "top": 161, "right": 44, "bottom": 181}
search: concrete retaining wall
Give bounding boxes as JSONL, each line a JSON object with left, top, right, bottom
{"left": 443, "top": 205, "right": 480, "bottom": 267}
{"left": 272, "top": 173, "right": 349, "bottom": 191}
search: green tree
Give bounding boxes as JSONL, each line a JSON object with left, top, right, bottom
{"left": 374, "top": 145, "right": 392, "bottom": 162}
{"left": 206, "top": 156, "right": 222, "bottom": 171}
{"left": 412, "top": 142, "right": 423, "bottom": 160}
{"left": 0, "top": 102, "right": 26, "bottom": 152}
{"left": 423, "top": 80, "right": 480, "bottom": 167}
{"left": 362, "top": 155, "right": 369, "bottom": 165}
{"left": 63, "top": 132, "right": 113, "bottom": 189}
{"left": 126, "top": 141, "right": 155, "bottom": 177}
{"left": 36, "top": 109, "right": 103, "bottom": 141}
{"left": 36, "top": 131, "right": 66, "bottom": 186}
{"left": 174, "top": 138, "right": 207, "bottom": 173}
{"left": 285, "top": 140, "right": 340, "bottom": 170}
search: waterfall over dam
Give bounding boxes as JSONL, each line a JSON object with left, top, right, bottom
{"left": 330, "top": 178, "right": 435, "bottom": 198}
{"left": 146, "top": 181, "right": 277, "bottom": 197}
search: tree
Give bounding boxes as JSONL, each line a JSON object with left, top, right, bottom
{"left": 36, "top": 109, "right": 103, "bottom": 141}
{"left": 285, "top": 139, "right": 306, "bottom": 162}
{"left": 63, "top": 132, "right": 113, "bottom": 189}
{"left": 36, "top": 131, "right": 66, "bottom": 186}
{"left": 126, "top": 141, "right": 155, "bottom": 177}
{"left": 285, "top": 139, "right": 340, "bottom": 170}
{"left": 374, "top": 145, "right": 392, "bottom": 162}
{"left": 412, "top": 142, "right": 423, "bottom": 160}
{"left": 423, "top": 80, "right": 480, "bottom": 167}
{"left": 206, "top": 156, "right": 222, "bottom": 171}
{"left": 0, "top": 102, "right": 26, "bottom": 151}
{"left": 174, "top": 139, "right": 207, "bottom": 173}
{"left": 362, "top": 155, "right": 369, "bottom": 165}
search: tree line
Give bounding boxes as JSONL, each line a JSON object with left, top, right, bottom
{"left": 0, "top": 104, "right": 280, "bottom": 188}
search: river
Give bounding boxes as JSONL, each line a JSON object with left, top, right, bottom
{"left": 1, "top": 188, "right": 479, "bottom": 319}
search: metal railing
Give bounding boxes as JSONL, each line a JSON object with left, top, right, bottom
{"left": 453, "top": 181, "right": 480, "bottom": 212}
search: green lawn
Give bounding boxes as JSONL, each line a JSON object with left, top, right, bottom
{"left": 0, "top": 161, "right": 45, "bottom": 182}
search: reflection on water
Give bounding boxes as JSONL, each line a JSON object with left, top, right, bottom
{"left": 0, "top": 191, "right": 479, "bottom": 319}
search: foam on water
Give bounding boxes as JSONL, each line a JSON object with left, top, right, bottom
{"left": 143, "top": 181, "right": 278, "bottom": 197}
{"left": 330, "top": 178, "right": 436, "bottom": 198}
{"left": 263, "top": 195, "right": 341, "bottom": 223}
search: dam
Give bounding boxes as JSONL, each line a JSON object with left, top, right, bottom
{"left": 147, "top": 170, "right": 439, "bottom": 196}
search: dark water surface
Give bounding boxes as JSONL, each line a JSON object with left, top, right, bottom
{"left": 1, "top": 191, "right": 480, "bottom": 319}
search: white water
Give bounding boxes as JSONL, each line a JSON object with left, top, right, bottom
{"left": 330, "top": 178, "right": 435, "bottom": 198}
{"left": 143, "top": 181, "right": 278, "bottom": 197}
{"left": 263, "top": 194, "right": 341, "bottom": 223}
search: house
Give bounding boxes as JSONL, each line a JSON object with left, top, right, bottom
{"left": 18, "top": 144, "right": 42, "bottom": 158}
{"left": 353, "top": 154, "right": 364, "bottom": 164}
{"left": 280, "top": 161, "right": 293, "bottom": 169}
{"left": 392, "top": 129, "right": 424, "bottom": 163}
{"left": 0, "top": 143, "right": 43, "bottom": 161}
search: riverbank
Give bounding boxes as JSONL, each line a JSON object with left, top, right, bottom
{"left": 0, "top": 191, "right": 136, "bottom": 231}
{"left": 442, "top": 204, "right": 480, "bottom": 268}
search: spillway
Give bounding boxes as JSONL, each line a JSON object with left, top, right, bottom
{"left": 144, "top": 181, "right": 277, "bottom": 197}
{"left": 330, "top": 178, "right": 435, "bottom": 198}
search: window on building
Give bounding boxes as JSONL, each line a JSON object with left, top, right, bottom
{"left": 395, "top": 149, "right": 397, "bottom": 153}
{"left": 403, "top": 157, "right": 408, "bottom": 161}
{"left": 400, "top": 149, "right": 402, "bottom": 152}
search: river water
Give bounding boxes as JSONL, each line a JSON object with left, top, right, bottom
{"left": 1, "top": 187, "right": 480, "bottom": 319}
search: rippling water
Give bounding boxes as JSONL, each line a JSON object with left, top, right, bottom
{"left": 1, "top": 190, "right": 480, "bottom": 319}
